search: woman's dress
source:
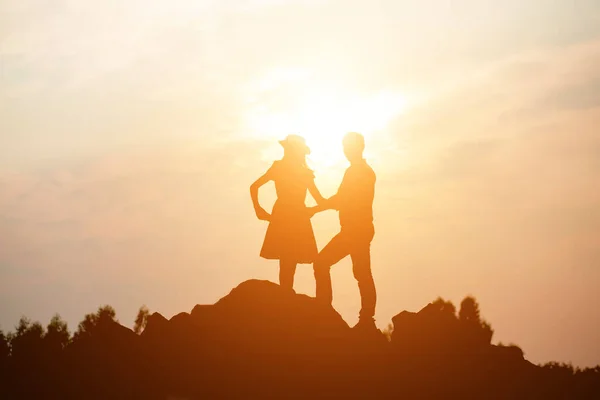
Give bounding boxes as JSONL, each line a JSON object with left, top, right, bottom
{"left": 260, "top": 160, "right": 318, "bottom": 263}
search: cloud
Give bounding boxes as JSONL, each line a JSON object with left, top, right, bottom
{"left": 368, "top": 37, "right": 600, "bottom": 367}
{"left": 1, "top": 0, "right": 600, "bottom": 367}
{"left": 0, "top": 137, "right": 275, "bottom": 333}
{"left": 540, "top": 78, "right": 600, "bottom": 111}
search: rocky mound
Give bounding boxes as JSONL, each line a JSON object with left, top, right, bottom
{"left": 2, "top": 280, "right": 599, "bottom": 399}
{"left": 139, "top": 280, "right": 390, "bottom": 398}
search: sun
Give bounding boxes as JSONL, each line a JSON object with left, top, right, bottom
{"left": 243, "top": 67, "right": 407, "bottom": 170}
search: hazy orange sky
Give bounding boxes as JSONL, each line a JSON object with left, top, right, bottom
{"left": 1, "top": 1, "right": 599, "bottom": 367}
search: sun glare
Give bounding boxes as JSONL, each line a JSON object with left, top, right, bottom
{"left": 243, "top": 67, "right": 407, "bottom": 169}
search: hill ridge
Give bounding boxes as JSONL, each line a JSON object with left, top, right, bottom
{"left": 1, "top": 279, "right": 599, "bottom": 399}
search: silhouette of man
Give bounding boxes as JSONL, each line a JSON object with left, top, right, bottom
{"left": 310, "top": 132, "right": 377, "bottom": 330}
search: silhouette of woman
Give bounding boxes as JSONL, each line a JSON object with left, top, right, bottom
{"left": 250, "top": 135, "right": 325, "bottom": 291}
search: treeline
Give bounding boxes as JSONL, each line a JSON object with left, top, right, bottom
{"left": 0, "top": 286, "right": 599, "bottom": 399}
{"left": 0, "top": 305, "right": 150, "bottom": 359}
{"left": 0, "top": 305, "right": 151, "bottom": 399}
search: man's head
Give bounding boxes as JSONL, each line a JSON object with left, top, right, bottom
{"left": 342, "top": 132, "right": 365, "bottom": 162}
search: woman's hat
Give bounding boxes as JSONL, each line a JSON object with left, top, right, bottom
{"left": 279, "top": 134, "right": 310, "bottom": 155}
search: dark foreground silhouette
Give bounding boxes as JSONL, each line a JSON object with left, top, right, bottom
{"left": 1, "top": 280, "right": 599, "bottom": 399}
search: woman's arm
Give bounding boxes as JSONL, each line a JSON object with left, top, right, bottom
{"left": 307, "top": 173, "right": 344, "bottom": 217}
{"left": 308, "top": 180, "right": 326, "bottom": 206}
{"left": 308, "top": 194, "right": 337, "bottom": 217}
{"left": 250, "top": 172, "right": 272, "bottom": 221}
{"left": 308, "top": 182, "right": 335, "bottom": 216}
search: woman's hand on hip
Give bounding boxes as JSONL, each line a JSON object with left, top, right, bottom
{"left": 255, "top": 207, "right": 271, "bottom": 221}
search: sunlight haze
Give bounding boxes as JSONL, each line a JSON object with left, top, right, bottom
{"left": 1, "top": 0, "right": 600, "bottom": 368}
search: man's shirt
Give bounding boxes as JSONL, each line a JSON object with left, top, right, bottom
{"left": 330, "top": 159, "right": 376, "bottom": 231}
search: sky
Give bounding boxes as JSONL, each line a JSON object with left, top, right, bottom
{"left": 1, "top": 0, "right": 599, "bottom": 367}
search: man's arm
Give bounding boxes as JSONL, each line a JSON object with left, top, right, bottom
{"left": 308, "top": 196, "right": 336, "bottom": 216}
{"left": 308, "top": 170, "right": 348, "bottom": 217}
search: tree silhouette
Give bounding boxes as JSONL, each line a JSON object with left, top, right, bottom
{"left": 73, "top": 305, "right": 117, "bottom": 342}
{"left": 0, "top": 329, "right": 9, "bottom": 377}
{"left": 44, "top": 314, "right": 70, "bottom": 354}
{"left": 0, "top": 330, "right": 9, "bottom": 359}
{"left": 134, "top": 305, "right": 150, "bottom": 335}
{"left": 459, "top": 296, "right": 494, "bottom": 346}
{"left": 9, "top": 317, "right": 45, "bottom": 361}
{"left": 0, "top": 329, "right": 7, "bottom": 391}
{"left": 431, "top": 297, "right": 457, "bottom": 317}
{"left": 5, "top": 318, "right": 47, "bottom": 398}
{"left": 459, "top": 296, "right": 481, "bottom": 322}
{"left": 0, "top": 286, "right": 598, "bottom": 399}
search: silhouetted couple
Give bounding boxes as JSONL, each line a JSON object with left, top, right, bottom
{"left": 250, "top": 132, "right": 377, "bottom": 330}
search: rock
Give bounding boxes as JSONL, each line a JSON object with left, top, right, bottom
{"left": 4, "top": 279, "right": 599, "bottom": 399}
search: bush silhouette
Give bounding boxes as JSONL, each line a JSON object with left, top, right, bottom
{"left": 133, "top": 305, "right": 150, "bottom": 335}
{"left": 0, "top": 329, "right": 9, "bottom": 377}
{"left": 45, "top": 314, "right": 70, "bottom": 353}
{"left": 9, "top": 317, "right": 45, "bottom": 362}
{"left": 0, "top": 330, "right": 9, "bottom": 358}
{"left": 459, "top": 296, "right": 494, "bottom": 346}
{"left": 432, "top": 296, "right": 457, "bottom": 316}
{"left": 73, "top": 305, "right": 117, "bottom": 342}
{"left": 0, "top": 281, "right": 598, "bottom": 399}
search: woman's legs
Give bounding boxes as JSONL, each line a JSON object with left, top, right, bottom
{"left": 279, "top": 260, "right": 297, "bottom": 291}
